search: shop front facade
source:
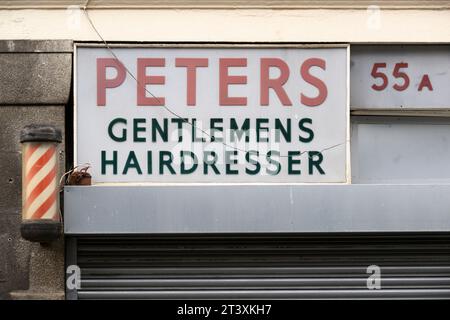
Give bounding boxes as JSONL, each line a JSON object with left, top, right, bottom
{"left": 0, "top": 1, "right": 449, "bottom": 299}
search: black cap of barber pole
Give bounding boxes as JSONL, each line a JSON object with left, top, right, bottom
{"left": 20, "top": 124, "right": 62, "bottom": 143}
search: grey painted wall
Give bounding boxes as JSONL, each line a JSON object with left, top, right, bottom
{"left": 0, "top": 40, "right": 72, "bottom": 299}
{"left": 351, "top": 116, "right": 450, "bottom": 184}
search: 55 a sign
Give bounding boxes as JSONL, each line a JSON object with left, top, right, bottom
{"left": 75, "top": 45, "right": 349, "bottom": 184}
{"left": 351, "top": 45, "right": 450, "bottom": 109}
{"left": 371, "top": 62, "right": 432, "bottom": 92}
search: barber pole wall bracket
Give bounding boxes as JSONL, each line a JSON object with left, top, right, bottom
{"left": 20, "top": 124, "right": 62, "bottom": 243}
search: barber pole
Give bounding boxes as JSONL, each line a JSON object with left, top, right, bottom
{"left": 20, "top": 125, "right": 62, "bottom": 243}
{"left": 23, "top": 142, "right": 58, "bottom": 220}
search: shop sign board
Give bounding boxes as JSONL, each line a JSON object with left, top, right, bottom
{"left": 75, "top": 45, "right": 349, "bottom": 183}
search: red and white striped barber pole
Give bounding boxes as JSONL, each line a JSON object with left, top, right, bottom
{"left": 20, "top": 125, "right": 62, "bottom": 243}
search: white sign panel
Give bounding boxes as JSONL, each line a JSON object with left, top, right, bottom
{"left": 351, "top": 46, "right": 450, "bottom": 109}
{"left": 75, "top": 46, "right": 348, "bottom": 183}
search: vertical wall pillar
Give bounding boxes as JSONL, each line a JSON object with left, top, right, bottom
{"left": 0, "top": 40, "right": 72, "bottom": 299}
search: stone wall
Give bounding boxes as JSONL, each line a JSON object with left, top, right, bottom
{"left": 0, "top": 40, "right": 72, "bottom": 299}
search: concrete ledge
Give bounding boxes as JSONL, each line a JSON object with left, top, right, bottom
{"left": 64, "top": 184, "right": 450, "bottom": 234}
{"left": 9, "top": 290, "right": 65, "bottom": 300}
{"left": 0, "top": 40, "right": 73, "bottom": 53}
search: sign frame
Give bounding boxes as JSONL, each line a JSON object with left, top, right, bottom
{"left": 73, "top": 43, "right": 351, "bottom": 185}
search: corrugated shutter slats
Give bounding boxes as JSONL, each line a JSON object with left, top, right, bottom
{"left": 73, "top": 234, "right": 450, "bottom": 299}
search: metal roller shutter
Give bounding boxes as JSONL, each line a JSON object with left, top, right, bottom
{"left": 68, "top": 233, "right": 450, "bottom": 299}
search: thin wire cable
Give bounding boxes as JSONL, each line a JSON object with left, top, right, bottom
{"left": 81, "top": 3, "right": 346, "bottom": 159}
